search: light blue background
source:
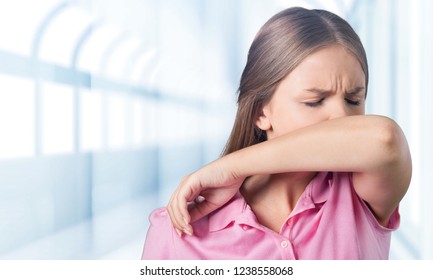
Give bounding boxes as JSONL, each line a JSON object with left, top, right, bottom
{"left": 0, "top": 0, "right": 431, "bottom": 259}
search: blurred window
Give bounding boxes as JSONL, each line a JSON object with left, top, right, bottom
{"left": 38, "top": 6, "right": 94, "bottom": 66}
{"left": 0, "top": 74, "right": 35, "bottom": 159}
{"left": 41, "top": 82, "right": 74, "bottom": 155}
{"left": 79, "top": 89, "right": 103, "bottom": 151}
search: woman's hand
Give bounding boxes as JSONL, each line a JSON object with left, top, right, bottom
{"left": 167, "top": 157, "right": 246, "bottom": 236}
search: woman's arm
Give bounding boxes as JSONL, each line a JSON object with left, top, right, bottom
{"left": 168, "top": 115, "right": 411, "bottom": 234}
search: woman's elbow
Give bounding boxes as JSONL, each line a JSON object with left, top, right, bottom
{"left": 374, "top": 116, "right": 412, "bottom": 179}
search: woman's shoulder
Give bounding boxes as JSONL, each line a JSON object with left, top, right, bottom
{"left": 148, "top": 193, "right": 246, "bottom": 234}
{"left": 325, "top": 172, "right": 400, "bottom": 231}
{"left": 148, "top": 207, "right": 174, "bottom": 229}
{"left": 148, "top": 206, "right": 212, "bottom": 235}
{"left": 149, "top": 207, "right": 169, "bottom": 220}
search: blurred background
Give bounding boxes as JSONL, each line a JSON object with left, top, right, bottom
{"left": 0, "top": 0, "right": 431, "bottom": 260}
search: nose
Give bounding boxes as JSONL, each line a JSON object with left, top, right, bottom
{"left": 328, "top": 100, "right": 350, "bottom": 120}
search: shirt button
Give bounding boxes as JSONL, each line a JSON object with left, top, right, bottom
{"left": 241, "top": 225, "right": 250, "bottom": 231}
{"left": 281, "top": 241, "right": 289, "bottom": 248}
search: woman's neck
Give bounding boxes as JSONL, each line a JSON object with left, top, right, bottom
{"left": 240, "top": 172, "right": 317, "bottom": 233}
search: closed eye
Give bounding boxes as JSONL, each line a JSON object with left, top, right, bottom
{"left": 345, "top": 98, "right": 361, "bottom": 106}
{"left": 304, "top": 98, "right": 325, "bottom": 107}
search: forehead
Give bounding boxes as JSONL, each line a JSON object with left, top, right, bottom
{"left": 287, "top": 45, "right": 366, "bottom": 86}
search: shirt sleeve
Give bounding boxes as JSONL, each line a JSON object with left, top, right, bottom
{"left": 141, "top": 208, "right": 177, "bottom": 260}
{"left": 348, "top": 172, "right": 401, "bottom": 232}
{"left": 383, "top": 205, "right": 400, "bottom": 231}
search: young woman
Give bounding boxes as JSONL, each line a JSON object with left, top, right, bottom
{"left": 142, "top": 7, "right": 411, "bottom": 259}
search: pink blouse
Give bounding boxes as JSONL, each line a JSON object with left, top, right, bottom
{"left": 142, "top": 172, "right": 399, "bottom": 259}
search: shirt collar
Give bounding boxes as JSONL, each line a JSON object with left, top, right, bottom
{"left": 208, "top": 172, "right": 332, "bottom": 232}
{"left": 208, "top": 192, "right": 254, "bottom": 232}
{"left": 309, "top": 172, "right": 332, "bottom": 204}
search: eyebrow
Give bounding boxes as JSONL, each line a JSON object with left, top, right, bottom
{"left": 345, "top": 86, "right": 366, "bottom": 95}
{"left": 305, "top": 86, "right": 366, "bottom": 95}
{"left": 305, "top": 88, "right": 330, "bottom": 95}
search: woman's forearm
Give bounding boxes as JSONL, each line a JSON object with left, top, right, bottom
{"left": 226, "top": 115, "right": 408, "bottom": 178}
{"left": 168, "top": 115, "right": 410, "bottom": 231}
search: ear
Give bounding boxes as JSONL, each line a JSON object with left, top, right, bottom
{"left": 255, "top": 106, "right": 272, "bottom": 131}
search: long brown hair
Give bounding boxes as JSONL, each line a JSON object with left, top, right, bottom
{"left": 221, "top": 7, "right": 368, "bottom": 156}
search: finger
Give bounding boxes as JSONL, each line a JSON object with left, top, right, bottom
{"left": 167, "top": 203, "right": 183, "bottom": 237}
{"left": 167, "top": 203, "right": 181, "bottom": 235}
{"left": 168, "top": 184, "right": 195, "bottom": 236}
{"left": 167, "top": 190, "right": 185, "bottom": 234}
{"left": 176, "top": 187, "right": 195, "bottom": 235}
{"left": 194, "top": 195, "right": 205, "bottom": 204}
{"left": 174, "top": 228, "right": 183, "bottom": 237}
{"left": 188, "top": 200, "right": 220, "bottom": 224}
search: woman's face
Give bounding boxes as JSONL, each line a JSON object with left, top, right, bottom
{"left": 256, "top": 44, "right": 366, "bottom": 140}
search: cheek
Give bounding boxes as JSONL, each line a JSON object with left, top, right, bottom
{"left": 288, "top": 109, "right": 328, "bottom": 130}
{"left": 272, "top": 110, "right": 323, "bottom": 136}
